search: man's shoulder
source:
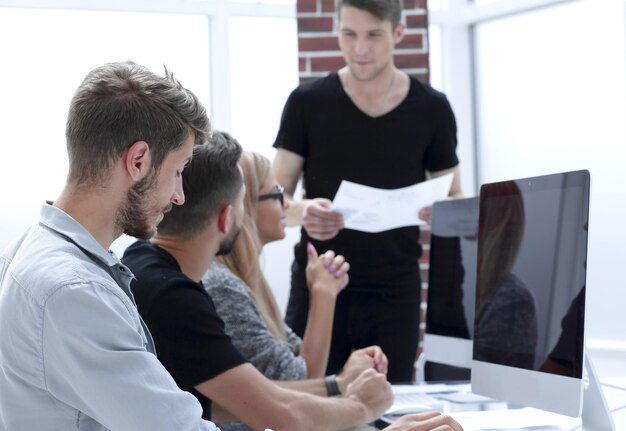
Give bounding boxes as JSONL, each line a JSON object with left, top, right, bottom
{"left": 290, "top": 73, "right": 340, "bottom": 99}
{"left": 2, "top": 225, "right": 115, "bottom": 302}
{"left": 407, "top": 76, "right": 451, "bottom": 105}
{"left": 123, "top": 241, "right": 177, "bottom": 280}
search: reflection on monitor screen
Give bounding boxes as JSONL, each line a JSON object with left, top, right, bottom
{"left": 423, "top": 197, "right": 479, "bottom": 381}
{"left": 471, "top": 170, "right": 589, "bottom": 417}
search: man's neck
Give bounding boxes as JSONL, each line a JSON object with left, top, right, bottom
{"left": 152, "top": 233, "right": 218, "bottom": 283}
{"left": 339, "top": 65, "right": 398, "bottom": 97}
{"left": 338, "top": 66, "right": 408, "bottom": 118}
{"left": 54, "top": 182, "right": 124, "bottom": 251}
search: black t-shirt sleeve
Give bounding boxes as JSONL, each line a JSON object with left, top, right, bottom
{"left": 424, "top": 92, "right": 459, "bottom": 173}
{"left": 272, "top": 86, "right": 309, "bottom": 157}
{"left": 143, "top": 278, "right": 246, "bottom": 390}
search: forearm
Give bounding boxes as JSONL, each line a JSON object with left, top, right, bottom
{"left": 299, "top": 289, "right": 337, "bottom": 378}
{"left": 274, "top": 378, "right": 327, "bottom": 397}
{"left": 281, "top": 391, "right": 369, "bottom": 431}
{"left": 284, "top": 194, "right": 307, "bottom": 226}
{"left": 198, "top": 363, "right": 375, "bottom": 431}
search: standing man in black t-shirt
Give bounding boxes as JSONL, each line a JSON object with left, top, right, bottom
{"left": 272, "top": 0, "right": 462, "bottom": 382}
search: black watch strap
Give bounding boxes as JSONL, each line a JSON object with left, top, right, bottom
{"left": 324, "top": 374, "right": 341, "bottom": 396}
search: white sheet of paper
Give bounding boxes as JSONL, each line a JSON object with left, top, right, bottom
{"left": 332, "top": 173, "right": 454, "bottom": 233}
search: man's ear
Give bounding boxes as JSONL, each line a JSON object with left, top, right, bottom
{"left": 393, "top": 22, "right": 406, "bottom": 45}
{"left": 216, "top": 204, "right": 233, "bottom": 234}
{"left": 125, "top": 141, "right": 151, "bottom": 181}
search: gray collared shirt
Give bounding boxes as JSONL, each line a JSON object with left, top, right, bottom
{"left": 0, "top": 204, "right": 217, "bottom": 431}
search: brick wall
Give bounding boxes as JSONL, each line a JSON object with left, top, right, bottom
{"left": 296, "top": 0, "right": 430, "bottom": 83}
{"left": 294, "top": 0, "right": 432, "bottom": 373}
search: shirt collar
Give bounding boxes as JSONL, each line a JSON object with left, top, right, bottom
{"left": 39, "top": 203, "right": 122, "bottom": 269}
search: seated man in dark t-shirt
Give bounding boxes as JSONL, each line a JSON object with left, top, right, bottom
{"left": 123, "top": 132, "right": 466, "bottom": 431}
{"left": 123, "top": 132, "right": 464, "bottom": 431}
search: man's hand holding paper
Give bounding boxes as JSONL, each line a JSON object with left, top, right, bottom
{"left": 331, "top": 174, "right": 454, "bottom": 233}
{"left": 302, "top": 197, "right": 345, "bottom": 240}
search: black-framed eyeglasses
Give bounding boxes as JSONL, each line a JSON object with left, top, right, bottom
{"left": 257, "top": 185, "right": 284, "bottom": 206}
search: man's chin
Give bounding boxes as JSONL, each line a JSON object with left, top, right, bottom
{"left": 124, "top": 226, "right": 156, "bottom": 242}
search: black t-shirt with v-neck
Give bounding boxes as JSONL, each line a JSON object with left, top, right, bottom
{"left": 273, "top": 73, "right": 459, "bottom": 287}
{"left": 122, "top": 241, "right": 247, "bottom": 421}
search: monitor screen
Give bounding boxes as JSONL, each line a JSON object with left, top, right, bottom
{"left": 423, "top": 197, "right": 479, "bottom": 379}
{"left": 471, "top": 170, "right": 589, "bottom": 417}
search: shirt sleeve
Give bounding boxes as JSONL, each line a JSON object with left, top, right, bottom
{"left": 272, "top": 86, "right": 310, "bottom": 158}
{"left": 42, "top": 281, "right": 216, "bottom": 431}
{"left": 424, "top": 91, "right": 460, "bottom": 173}
{"left": 205, "top": 268, "right": 308, "bottom": 381}
{"left": 142, "top": 278, "right": 247, "bottom": 390}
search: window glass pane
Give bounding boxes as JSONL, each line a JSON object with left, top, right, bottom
{"left": 428, "top": 24, "right": 443, "bottom": 90}
{"left": 0, "top": 8, "right": 210, "bottom": 252}
{"left": 231, "top": 0, "right": 295, "bottom": 4}
{"left": 229, "top": 16, "right": 298, "bottom": 160}
{"left": 474, "top": 0, "right": 626, "bottom": 341}
{"left": 229, "top": 15, "right": 299, "bottom": 312}
{"left": 472, "top": 0, "right": 505, "bottom": 5}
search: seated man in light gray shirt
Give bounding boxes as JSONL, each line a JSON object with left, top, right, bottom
{"left": 0, "top": 61, "right": 214, "bottom": 431}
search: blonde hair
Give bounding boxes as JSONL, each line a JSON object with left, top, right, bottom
{"left": 216, "top": 151, "right": 288, "bottom": 342}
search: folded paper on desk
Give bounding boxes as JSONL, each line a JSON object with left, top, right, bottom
{"left": 385, "top": 384, "right": 458, "bottom": 415}
{"left": 449, "top": 407, "right": 580, "bottom": 431}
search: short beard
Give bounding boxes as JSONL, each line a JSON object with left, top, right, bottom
{"left": 116, "top": 172, "right": 159, "bottom": 241}
{"left": 216, "top": 223, "right": 241, "bottom": 256}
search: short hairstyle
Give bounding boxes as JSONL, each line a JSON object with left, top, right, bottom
{"left": 336, "top": 0, "right": 402, "bottom": 29}
{"left": 65, "top": 61, "right": 210, "bottom": 186}
{"left": 157, "top": 131, "right": 243, "bottom": 239}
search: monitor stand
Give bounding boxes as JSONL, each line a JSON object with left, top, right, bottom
{"left": 582, "top": 354, "right": 615, "bottom": 431}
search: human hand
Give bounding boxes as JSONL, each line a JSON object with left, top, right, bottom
{"left": 418, "top": 205, "right": 433, "bottom": 225}
{"left": 305, "top": 242, "right": 349, "bottom": 296}
{"left": 344, "top": 369, "right": 393, "bottom": 423}
{"left": 302, "top": 198, "right": 344, "bottom": 240}
{"left": 337, "top": 346, "right": 388, "bottom": 393}
{"left": 384, "top": 411, "right": 464, "bottom": 431}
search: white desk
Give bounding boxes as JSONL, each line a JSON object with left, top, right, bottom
{"left": 375, "top": 380, "right": 626, "bottom": 430}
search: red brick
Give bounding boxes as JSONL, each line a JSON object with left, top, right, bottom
{"left": 417, "top": 0, "right": 427, "bottom": 9}
{"left": 321, "top": 0, "right": 336, "bottom": 13}
{"left": 420, "top": 268, "right": 429, "bottom": 282}
{"left": 297, "top": 0, "right": 317, "bottom": 14}
{"left": 418, "top": 248, "right": 430, "bottom": 265}
{"left": 406, "top": 13, "right": 427, "bottom": 29}
{"left": 298, "top": 16, "right": 334, "bottom": 32}
{"left": 396, "top": 32, "right": 423, "bottom": 50}
{"left": 298, "top": 36, "right": 340, "bottom": 52}
{"left": 299, "top": 76, "right": 320, "bottom": 84}
{"left": 299, "top": 57, "right": 307, "bottom": 72}
{"left": 403, "top": 0, "right": 417, "bottom": 9}
{"left": 416, "top": 346, "right": 423, "bottom": 359}
{"left": 419, "top": 228, "right": 431, "bottom": 244}
{"left": 421, "top": 285, "right": 429, "bottom": 302}
{"left": 394, "top": 53, "right": 428, "bottom": 69}
{"left": 310, "top": 55, "right": 345, "bottom": 72}
{"left": 411, "top": 72, "right": 429, "bottom": 84}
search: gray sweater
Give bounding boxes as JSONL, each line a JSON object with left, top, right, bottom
{"left": 202, "top": 262, "right": 308, "bottom": 431}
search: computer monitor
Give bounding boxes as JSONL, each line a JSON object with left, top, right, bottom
{"left": 471, "top": 170, "right": 614, "bottom": 429}
{"left": 422, "top": 197, "right": 479, "bottom": 381}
